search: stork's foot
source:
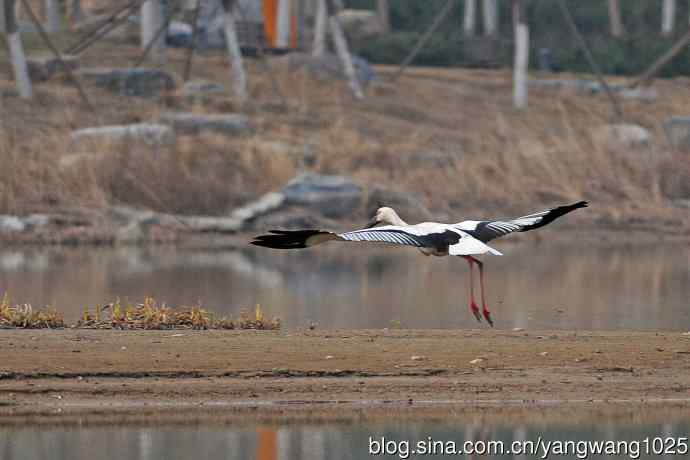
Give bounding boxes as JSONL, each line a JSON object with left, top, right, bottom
{"left": 470, "top": 301, "right": 482, "bottom": 323}
{"left": 482, "top": 306, "right": 494, "bottom": 327}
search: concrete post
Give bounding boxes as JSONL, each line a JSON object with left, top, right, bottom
{"left": 141, "top": 0, "right": 167, "bottom": 64}
{"left": 464, "top": 0, "right": 476, "bottom": 36}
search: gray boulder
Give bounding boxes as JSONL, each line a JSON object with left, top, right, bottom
{"left": 0, "top": 216, "right": 26, "bottom": 233}
{"left": 338, "top": 9, "right": 387, "bottom": 38}
{"left": 71, "top": 124, "right": 175, "bottom": 146}
{"left": 591, "top": 124, "right": 651, "bottom": 149}
{"left": 664, "top": 117, "right": 690, "bottom": 148}
{"left": 530, "top": 79, "right": 656, "bottom": 102}
{"left": 230, "top": 192, "right": 285, "bottom": 222}
{"left": 166, "top": 21, "right": 193, "bottom": 47}
{"left": 27, "top": 55, "right": 79, "bottom": 82}
{"left": 181, "top": 80, "right": 225, "bottom": 99}
{"left": 108, "top": 206, "right": 243, "bottom": 234}
{"left": 619, "top": 86, "right": 657, "bottom": 102}
{"left": 78, "top": 68, "right": 176, "bottom": 98}
{"left": 0, "top": 214, "right": 51, "bottom": 234}
{"left": 177, "top": 216, "right": 243, "bottom": 233}
{"left": 159, "top": 112, "right": 252, "bottom": 136}
{"left": 282, "top": 173, "right": 363, "bottom": 218}
{"left": 278, "top": 52, "right": 376, "bottom": 87}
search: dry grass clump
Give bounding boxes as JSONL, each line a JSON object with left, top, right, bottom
{"left": 0, "top": 293, "right": 65, "bottom": 329}
{"left": 77, "top": 297, "right": 280, "bottom": 330}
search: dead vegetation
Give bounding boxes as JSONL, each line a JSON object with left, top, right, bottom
{"left": 0, "top": 25, "right": 689, "bottom": 232}
{"left": 77, "top": 297, "right": 280, "bottom": 330}
{"left": 0, "top": 293, "right": 280, "bottom": 330}
{"left": 0, "top": 293, "right": 64, "bottom": 329}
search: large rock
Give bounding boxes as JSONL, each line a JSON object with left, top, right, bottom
{"left": 159, "top": 112, "right": 252, "bottom": 136}
{"left": 664, "top": 117, "right": 690, "bottom": 148}
{"left": 530, "top": 79, "right": 657, "bottom": 102}
{"left": 230, "top": 192, "right": 285, "bottom": 222}
{"left": 366, "top": 187, "right": 432, "bottom": 223}
{"left": 282, "top": 173, "right": 363, "bottom": 218}
{"left": 338, "top": 9, "right": 387, "bottom": 38}
{"left": 591, "top": 124, "right": 651, "bottom": 149}
{"left": 27, "top": 55, "right": 79, "bottom": 82}
{"left": 0, "top": 215, "right": 50, "bottom": 234}
{"left": 71, "top": 124, "right": 175, "bottom": 146}
{"left": 177, "top": 216, "right": 243, "bottom": 233}
{"left": 619, "top": 86, "right": 657, "bottom": 102}
{"left": 0, "top": 216, "right": 25, "bottom": 233}
{"left": 277, "top": 52, "right": 376, "bottom": 87}
{"left": 108, "top": 206, "right": 242, "bottom": 234}
{"left": 181, "top": 80, "right": 225, "bottom": 100}
{"left": 166, "top": 21, "right": 193, "bottom": 47}
{"left": 78, "top": 68, "right": 176, "bottom": 98}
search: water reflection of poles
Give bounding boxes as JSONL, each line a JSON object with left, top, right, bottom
{"left": 256, "top": 428, "right": 277, "bottom": 460}
{"left": 662, "top": 423, "right": 673, "bottom": 458}
{"left": 277, "top": 429, "right": 290, "bottom": 460}
{"left": 139, "top": 431, "right": 154, "bottom": 459}
{"left": 301, "top": 428, "right": 326, "bottom": 459}
{"left": 513, "top": 426, "right": 527, "bottom": 460}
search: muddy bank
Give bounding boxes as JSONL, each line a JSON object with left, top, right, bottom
{"left": 1, "top": 329, "right": 690, "bottom": 420}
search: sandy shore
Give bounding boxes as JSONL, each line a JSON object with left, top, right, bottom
{"left": 1, "top": 329, "right": 690, "bottom": 424}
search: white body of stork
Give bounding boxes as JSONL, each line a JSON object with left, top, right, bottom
{"left": 252, "top": 201, "right": 588, "bottom": 326}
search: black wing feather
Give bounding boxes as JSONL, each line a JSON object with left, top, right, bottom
{"left": 251, "top": 229, "right": 330, "bottom": 249}
{"left": 466, "top": 201, "right": 588, "bottom": 242}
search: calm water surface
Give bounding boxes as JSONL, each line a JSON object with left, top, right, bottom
{"left": 1, "top": 416, "right": 689, "bottom": 459}
{"left": 0, "top": 242, "right": 687, "bottom": 330}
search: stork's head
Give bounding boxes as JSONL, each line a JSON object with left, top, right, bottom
{"left": 366, "top": 207, "right": 407, "bottom": 228}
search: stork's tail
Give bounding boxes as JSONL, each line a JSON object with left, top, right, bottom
{"left": 251, "top": 230, "right": 337, "bottom": 249}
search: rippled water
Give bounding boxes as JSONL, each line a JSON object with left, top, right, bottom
{"left": 0, "top": 242, "right": 687, "bottom": 330}
{"left": 1, "top": 415, "right": 689, "bottom": 459}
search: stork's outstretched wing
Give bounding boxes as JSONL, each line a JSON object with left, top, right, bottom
{"left": 251, "top": 224, "right": 501, "bottom": 255}
{"left": 456, "top": 201, "right": 588, "bottom": 243}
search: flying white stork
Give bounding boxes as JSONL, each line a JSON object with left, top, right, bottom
{"left": 251, "top": 201, "right": 588, "bottom": 326}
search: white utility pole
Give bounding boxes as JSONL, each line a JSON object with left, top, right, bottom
{"left": 464, "top": 0, "right": 476, "bottom": 36}
{"left": 43, "top": 0, "right": 60, "bottom": 32}
{"left": 325, "top": 0, "right": 363, "bottom": 99}
{"left": 0, "top": 0, "right": 6, "bottom": 33}
{"left": 221, "top": 0, "right": 248, "bottom": 102}
{"left": 141, "top": 0, "right": 167, "bottom": 64}
{"left": 512, "top": 0, "right": 528, "bottom": 109}
{"left": 607, "top": 0, "right": 624, "bottom": 37}
{"left": 662, "top": 0, "right": 676, "bottom": 35}
{"left": 276, "top": 0, "right": 291, "bottom": 48}
{"left": 4, "top": 0, "right": 33, "bottom": 98}
{"left": 482, "top": 0, "right": 497, "bottom": 36}
{"left": 376, "top": 0, "right": 390, "bottom": 33}
{"left": 312, "top": 0, "right": 327, "bottom": 56}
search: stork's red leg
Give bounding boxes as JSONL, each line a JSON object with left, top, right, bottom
{"left": 470, "top": 256, "right": 493, "bottom": 327}
{"left": 464, "top": 256, "right": 481, "bottom": 323}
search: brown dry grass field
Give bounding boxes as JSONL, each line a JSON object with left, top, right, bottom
{"left": 0, "top": 5, "right": 689, "bottom": 238}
